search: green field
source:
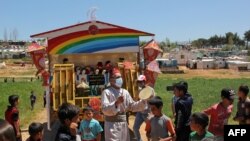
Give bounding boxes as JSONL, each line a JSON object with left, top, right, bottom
{"left": 0, "top": 76, "right": 250, "bottom": 128}
{"left": 0, "top": 80, "right": 44, "bottom": 128}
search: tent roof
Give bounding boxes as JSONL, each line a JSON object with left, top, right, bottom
{"left": 31, "top": 20, "right": 154, "bottom": 39}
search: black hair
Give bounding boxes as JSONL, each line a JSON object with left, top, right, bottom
{"left": 8, "top": 95, "right": 19, "bottom": 106}
{"left": 148, "top": 96, "right": 163, "bottom": 109}
{"left": 238, "top": 85, "right": 249, "bottom": 96}
{"left": 190, "top": 112, "right": 209, "bottom": 129}
{"left": 174, "top": 82, "right": 187, "bottom": 93}
{"left": 83, "top": 106, "right": 94, "bottom": 113}
{"left": 179, "top": 81, "right": 188, "bottom": 90}
{"left": 28, "top": 122, "right": 43, "bottom": 136}
{"left": 58, "top": 103, "right": 80, "bottom": 124}
{"left": 63, "top": 58, "right": 68, "bottom": 63}
{"left": 0, "top": 119, "right": 16, "bottom": 141}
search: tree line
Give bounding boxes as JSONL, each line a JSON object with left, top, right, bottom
{"left": 140, "top": 30, "right": 250, "bottom": 51}
{"left": 191, "top": 30, "right": 250, "bottom": 50}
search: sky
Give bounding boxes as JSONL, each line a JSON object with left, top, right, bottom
{"left": 0, "top": 0, "right": 250, "bottom": 42}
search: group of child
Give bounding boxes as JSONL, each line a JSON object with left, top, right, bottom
{"left": 143, "top": 82, "right": 249, "bottom": 141}
{"left": 55, "top": 103, "right": 103, "bottom": 141}
{"left": 131, "top": 79, "right": 249, "bottom": 141}
{"left": 1, "top": 82, "right": 249, "bottom": 141}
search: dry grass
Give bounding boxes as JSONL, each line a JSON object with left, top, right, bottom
{"left": 162, "top": 66, "right": 250, "bottom": 79}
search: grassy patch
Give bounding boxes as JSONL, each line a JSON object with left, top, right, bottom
{"left": 0, "top": 80, "right": 44, "bottom": 128}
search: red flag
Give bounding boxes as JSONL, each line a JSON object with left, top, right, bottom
{"left": 144, "top": 70, "right": 159, "bottom": 88}
{"left": 28, "top": 42, "right": 46, "bottom": 71}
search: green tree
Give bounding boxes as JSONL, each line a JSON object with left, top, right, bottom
{"left": 192, "top": 38, "right": 207, "bottom": 48}
{"left": 208, "top": 35, "right": 220, "bottom": 47}
{"left": 244, "top": 30, "right": 250, "bottom": 49}
{"left": 139, "top": 41, "right": 147, "bottom": 47}
{"left": 159, "top": 41, "right": 167, "bottom": 51}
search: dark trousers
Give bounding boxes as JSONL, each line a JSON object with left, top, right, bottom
{"left": 44, "top": 99, "right": 46, "bottom": 107}
{"left": 176, "top": 126, "right": 191, "bottom": 141}
{"left": 31, "top": 101, "right": 35, "bottom": 110}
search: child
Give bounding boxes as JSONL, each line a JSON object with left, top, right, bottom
{"left": 79, "top": 107, "right": 103, "bottom": 141}
{"left": 5, "top": 94, "right": 22, "bottom": 141}
{"left": 145, "top": 96, "right": 176, "bottom": 141}
{"left": 133, "top": 75, "right": 155, "bottom": 141}
{"left": 171, "top": 81, "right": 187, "bottom": 119}
{"left": 26, "top": 122, "right": 43, "bottom": 141}
{"left": 30, "top": 91, "right": 36, "bottom": 111}
{"left": 173, "top": 82, "right": 193, "bottom": 141}
{"left": 203, "top": 88, "right": 235, "bottom": 140}
{"left": 233, "top": 85, "right": 250, "bottom": 124}
{"left": 55, "top": 103, "right": 80, "bottom": 141}
{"left": 0, "top": 118, "right": 16, "bottom": 141}
{"left": 189, "top": 112, "right": 214, "bottom": 141}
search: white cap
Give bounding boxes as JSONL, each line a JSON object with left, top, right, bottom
{"left": 137, "top": 75, "right": 146, "bottom": 81}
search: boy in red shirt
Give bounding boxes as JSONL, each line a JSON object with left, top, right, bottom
{"left": 203, "top": 88, "right": 235, "bottom": 140}
{"left": 5, "top": 94, "right": 22, "bottom": 141}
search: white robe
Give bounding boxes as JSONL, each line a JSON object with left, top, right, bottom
{"left": 101, "top": 87, "right": 146, "bottom": 141}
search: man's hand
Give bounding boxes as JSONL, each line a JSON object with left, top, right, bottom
{"left": 69, "top": 122, "right": 78, "bottom": 136}
{"left": 115, "top": 96, "right": 124, "bottom": 106}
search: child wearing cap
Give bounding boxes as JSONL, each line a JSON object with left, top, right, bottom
{"left": 145, "top": 96, "right": 176, "bottom": 141}
{"left": 233, "top": 85, "right": 250, "bottom": 124}
{"left": 133, "top": 75, "right": 155, "bottom": 141}
{"left": 5, "top": 94, "right": 22, "bottom": 141}
{"left": 189, "top": 112, "right": 214, "bottom": 141}
{"left": 203, "top": 88, "right": 235, "bottom": 140}
{"left": 79, "top": 107, "right": 103, "bottom": 141}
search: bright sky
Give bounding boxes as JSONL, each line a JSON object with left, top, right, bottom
{"left": 1, "top": 0, "right": 250, "bottom": 42}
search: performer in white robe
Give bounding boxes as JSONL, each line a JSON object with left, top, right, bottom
{"left": 101, "top": 68, "right": 146, "bottom": 141}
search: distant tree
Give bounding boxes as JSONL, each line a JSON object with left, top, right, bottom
{"left": 225, "top": 32, "right": 234, "bottom": 45}
{"left": 13, "top": 28, "right": 18, "bottom": 42}
{"left": 218, "top": 36, "right": 226, "bottom": 47}
{"left": 139, "top": 41, "right": 147, "bottom": 47}
{"left": 232, "top": 33, "right": 245, "bottom": 47}
{"left": 4, "top": 28, "right": 8, "bottom": 41}
{"left": 192, "top": 38, "right": 207, "bottom": 48}
{"left": 9, "top": 29, "right": 12, "bottom": 41}
{"left": 208, "top": 35, "right": 220, "bottom": 47}
{"left": 159, "top": 41, "right": 167, "bottom": 51}
{"left": 244, "top": 30, "right": 250, "bottom": 49}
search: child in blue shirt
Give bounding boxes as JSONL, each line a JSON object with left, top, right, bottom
{"left": 79, "top": 107, "right": 103, "bottom": 141}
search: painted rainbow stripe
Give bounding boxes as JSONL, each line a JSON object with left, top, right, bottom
{"left": 48, "top": 28, "right": 148, "bottom": 54}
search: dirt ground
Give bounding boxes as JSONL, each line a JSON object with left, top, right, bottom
{"left": 177, "top": 66, "right": 250, "bottom": 79}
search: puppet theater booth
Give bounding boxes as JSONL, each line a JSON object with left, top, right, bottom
{"left": 31, "top": 20, "right": 154, "bottom": 120}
